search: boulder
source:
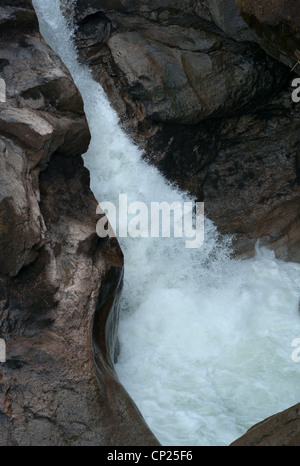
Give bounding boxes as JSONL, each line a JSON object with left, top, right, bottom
{"left": 74, "top": 2, "right": 287, "bottom": 125}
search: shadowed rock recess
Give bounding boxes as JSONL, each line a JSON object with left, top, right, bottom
{"left": 237, "top": 0, "right": 300, "bottom": 73}
{"left": 0, "top": 0, "right": 158, "bottom": 446}
{"left": 0, "top": 0, "right": 300, "bottom": 447}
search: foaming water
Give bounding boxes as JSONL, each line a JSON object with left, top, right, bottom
{"left": 34, "top": 0, "right": 300, "bottom": 446}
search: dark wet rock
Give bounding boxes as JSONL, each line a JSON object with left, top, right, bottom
{"left": 145, "top": 88, "right": 300, "bottom": 261}
{"left": 74, "top": 1, "right": 287, "bottom": 125}
{"left": 72, "top": 0, "right": 299, "bottom": 262}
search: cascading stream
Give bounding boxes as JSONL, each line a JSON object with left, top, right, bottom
{"left": 33, "top": 0, "right": 300, "bottom": 446}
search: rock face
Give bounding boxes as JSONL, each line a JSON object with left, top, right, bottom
{"left": 237, "top": 0, "right": 300, "bottom": 73}
{"left": 72, "top": 0, "right": 299, "bottom": 261}
{"left": 71, "top": 0, "right": 300, "bottom": 446}
{"left": 1, "top": 0, "right": 299, "bottom": 447}
{"left": 74, "top": 0, "right": 285, "bottom": 126}
{"left": 0, "top": 0, "right": 159, "bottom": 446}
{"left": 146, "top": 89, "right": 300, "bottom": 260}
{"left": 231, "top": 403, "right": 300, "bottom": 446}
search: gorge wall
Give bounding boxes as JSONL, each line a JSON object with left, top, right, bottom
{"left": 71, "top": 0, "right": 300, "bottom": 446}
{"left": 0, "top": 0, "right": 299, "bottom": 447}
{"left": 237, "top": 0, "right": 300, "bottom": 72}
{"left": 0, "top": 0, "right": 158, "bottom": 446}
{"left": 73, "top": 0, "right": 300, "bottom": 261}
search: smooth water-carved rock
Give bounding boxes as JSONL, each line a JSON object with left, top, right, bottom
{"left": 0, "top": 137, "right": 43, "bottom": 277}
{"left": 0, "top": 0, "right": 159, "bottom": 446}
{"left": 231, "top": 403, "right": 300, "bottom": 446}
{"left": 195, "top": 0, "right": 257, "bottom": 41}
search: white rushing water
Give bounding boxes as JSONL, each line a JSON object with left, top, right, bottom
{"left": 34, "top": 0, "right": 300, "bottom": 446}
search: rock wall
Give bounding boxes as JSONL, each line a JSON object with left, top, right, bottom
{"left": 1, "top": 0, "right": 299, "bottom": 446}
{"left": 71, "top": 0, "right": 300, "bottom": 446}
{"left": 0, "top": 0, "right": 159, "bottom": 446}
{"left": 237, "top": 0, "right": 300, "bottom": 72}
{"left": 72, "top": 0, "right": 300, "bottom": 261}
{"left": 231, "top": 403, "right": 300, "bottom": 446}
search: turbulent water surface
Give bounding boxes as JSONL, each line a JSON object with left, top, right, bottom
{"left": 34, "top": 0, "right": 300, "bottom": 446}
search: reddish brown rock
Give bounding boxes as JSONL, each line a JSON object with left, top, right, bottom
{"left": 0, "top": 0, "right": 159, "bottom": 446}
{"left": 231, "top": 403, "right": 300, "bottom": 446}
{"left": 237, "top": 0, "right": 300, "bottom": 28}
{"left": 237, "top": 0, "right": 300, "bottom": 73}
{"left": 0, "top": 153, "right": 158, "bottom": 446}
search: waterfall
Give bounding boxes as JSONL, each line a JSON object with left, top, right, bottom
{"left": 33, "top": 0, "right": 300, "bottom": 446}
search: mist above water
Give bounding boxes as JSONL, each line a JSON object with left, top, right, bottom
{"left": 34, "top": 0, "right": 300, "bottom": 446}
